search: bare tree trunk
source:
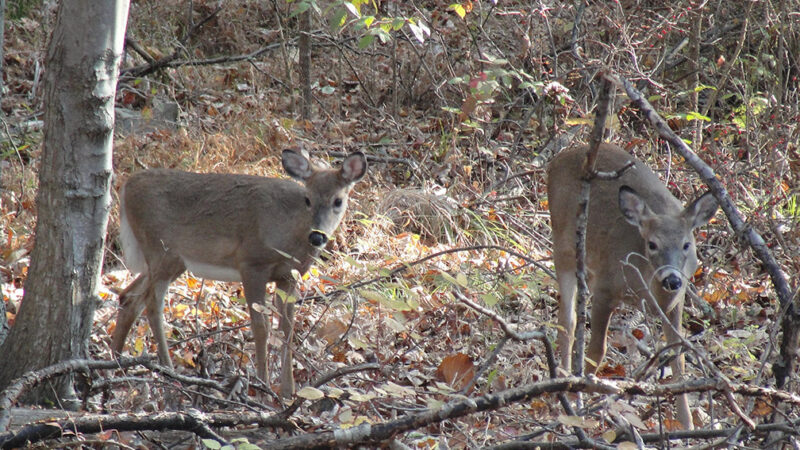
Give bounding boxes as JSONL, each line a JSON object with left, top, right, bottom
{"left": 0, "top": 0, "right": 130, "bottom": 405}
{"left": 0, "top": 0, "right": 5, "bottom": 102}
{"left": 299, "top": 7, "right": 311, "bottom": 119}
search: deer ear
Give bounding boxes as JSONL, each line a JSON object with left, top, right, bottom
{"left": 685, "top": 191, "right": 719, "bottom": 229}
{"left": 282, "top": 148, "right": 314, "bottom": 181}
{"left": 341, "top": 152, "right": 367, "bottom": 183}
{"left": 618, "top": 185, "right": 652, "bottom": 228}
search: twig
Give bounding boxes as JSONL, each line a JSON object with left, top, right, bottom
{"left": 278, "top": 363, "right": 381, "bottom": 419}
{"left": 454, "top": 291, "right": 544, "bottom": 342}
{"left": 454, "top": 291, "right": 592, "bottom": 444}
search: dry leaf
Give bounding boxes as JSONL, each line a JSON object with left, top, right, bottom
{"left": 436, "top": 353, "right": 475, "bottom": 391}
{"left": 297, "top": 386, "right": 325, "bottom": 400}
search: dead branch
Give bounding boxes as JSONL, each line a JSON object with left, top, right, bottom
{"left": 3, "top": 369, "right": 798, "bottom": 449}
{"left": 0, "top": 409, "right": 292, "bottom": 449}
{"left": 570, "top": 73, "right": 614, "bottom": 377}
{"left": 0, "top": 356, "right": 155, "bottom": 432}
{"left": 489, "top": 417, "right": 800, "bottom": 449}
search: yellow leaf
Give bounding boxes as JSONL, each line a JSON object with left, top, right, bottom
{"left": 134, "top": 337, "right": 144, "bottom": 355}
{"left": 557, "top": 414, "right": 599, "bottom": 429}
{"left": 186, "top": 276, "right": 200, "bottom": 290}
{"left": 297, "top": 386, "right": 325, "bottom": 400}
{"left": 449, "top": 4, "right": 466, "bottom": 19}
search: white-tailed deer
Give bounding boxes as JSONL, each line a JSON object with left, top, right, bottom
{"left": 112, "top": 149, "right": 368, "bottom": 397}
{"left": 548, "top": 143, "right": 718, "bottom": 430}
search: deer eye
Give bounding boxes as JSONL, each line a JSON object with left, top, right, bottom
{"left": 305, "top": 197, "right": 311, "bottom": 207}
{"left": 334, "top": 198, "right": 343, "bottom": 208}
{"left": 648, "top": 241, "right": 657, "bottom": 251}
{"left": 683, "top": 242, "right": 691, "bottom": 251}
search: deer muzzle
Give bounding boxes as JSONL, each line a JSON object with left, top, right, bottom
{"left": 309, "top": 230, "right": 329, "bottom": 247}
{"left": 656, "top": 266, "right": 685, "bottom": 292}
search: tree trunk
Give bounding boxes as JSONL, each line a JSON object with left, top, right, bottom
{"left": 299, "top": 7, "right": 311, "bottom": 119}
{"left": 0, "top": 0, "right": 130, "bottom": 405}
{"left": 0, "top": 0, "right": 5, "bottom": 102}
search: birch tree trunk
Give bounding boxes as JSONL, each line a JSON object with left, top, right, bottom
{"left": 0, "top": 0, "right": 130, "bottom": 405}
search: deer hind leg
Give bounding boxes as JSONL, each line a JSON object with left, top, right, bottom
{"left": 556, "top": 269, "right": 578, "bottom": 374}
{"left": 275, "top": 277, "right": 297, "bottom": 398}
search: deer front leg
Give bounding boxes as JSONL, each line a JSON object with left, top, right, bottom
{"left": 586, "top": 291, "right": 615, "bottom": 375}
{"left": 275, "top": 277, "right": 297, "bottom": 398}
{"left": 241, "top": 270, "right": 270, "bottom": 382}
{"left": 666, "top": 299, "right": 693, "bottom": 430}
{"left": 112, "top": 274, "right": 149, "bottom": 356}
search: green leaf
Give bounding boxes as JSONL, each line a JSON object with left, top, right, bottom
{"left": 694, "top": 83, "right": 717, "bottom": 93}
{"left": 360, "top": 289, "right": 411, "bottom": 311}
{"left": 481, "top": 292, "right": 499, "bottom": 307}
{"left": 202, "top": 439, "right": 222, "bottom": 450}
{"left": 358, "top": 33, "right": 376, "bottom": 49}
{"left": 686, "top": 111, "right": 711, "bottom": 122}
{"left": 375, "top": 28, "right": 392, "bottom": 44}
{"left": 329, "top": 9, "right": 347, "bottom": 32}
{"left": 449, "top": 4, "right": 466, "bottom": 19}
{"left": 391, "top": 17, "right": 405, "bottom": 31}
{"left": 289, "top": 1, "right": 311, "bottom": 18}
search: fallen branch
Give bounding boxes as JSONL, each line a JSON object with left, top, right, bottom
{"left": 0, "top": 356, "right": 155, "bottom": 432}
{"left": 0, "top": 409, "right": 292, "bottom": 449}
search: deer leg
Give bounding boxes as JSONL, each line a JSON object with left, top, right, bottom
{"left": 111, "top": 274, "right": 149, "bottom": 355}
{"left": 275, "top": 278, "right": 297, "bottom": 398}
{"left": 666, "top": 298, "right": 693, "bottom": 430}
{"left": 586, "top": 292, "right": 615, "bottom": 375}
{"left": 140, "top": 255, "right": 185, "bottom": 367}
{"left": 556, "top": 270, "right": 577, "bottom": 373}
{"left": 241, "top": 270, "right": 269, "bottom": 383}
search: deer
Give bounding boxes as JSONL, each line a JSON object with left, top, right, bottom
{"left": 547, "top": 143, "right": 718, "bottom": 430}
{"left": 111, "top": 149, "right": 368, "bottom": 397}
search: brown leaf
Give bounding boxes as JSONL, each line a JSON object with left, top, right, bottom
{"left": 317, "top": 318, "right": 348, "bottom": 345}
{"left": 597, "top": 364, "right": 626, "bottom": 378}
{"left": 436, "top": 353, "right": 475, "bottom": 391}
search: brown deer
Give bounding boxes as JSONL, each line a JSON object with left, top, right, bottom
{"left": 112, "top": 149, "right": 368, "bottom": 397}
{"left": 548, "top": 143, "right": 718, "bottom": 429}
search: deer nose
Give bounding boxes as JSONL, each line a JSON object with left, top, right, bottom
{"left": 661, "top": 274, "right": 683, "bottom": 291}
{"left": 309, "top": 231, "right": 329, "bottom": 247}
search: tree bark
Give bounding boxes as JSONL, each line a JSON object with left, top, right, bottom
{"left": 299, "top": 6, "right": 311, "bottom": 119}
{"left": 0, "top": 0, "right": 5, "bottom": 103}
{"left": 0, "top": 0, "right": 130, "bottom": 404}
